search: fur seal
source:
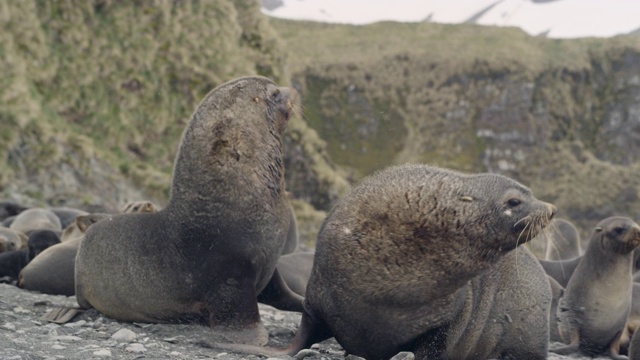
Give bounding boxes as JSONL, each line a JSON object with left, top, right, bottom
{"left": 545, "top": 218, "right": 582, "bottom": 260}
{"left": 277, "top": 252, "right": 314, "bottom": 296}
{"left": 10, "top": 208, "right": 62, "bottom": 234}
{"left": 551, "top": 216, "right": 640, "bottom": 359}
{"left": 0, "top": 201, "right": 28, "bottom": 222}
{"left": 0, "top": 227, "right": 27, "bottom": 252}
{"left": 75, "top": 76, "right": 303, "bottom": 345}
{"left": 19, "top": 214, "right": 109, "bottom": 296}
{"left": 0, "top": 229, "right": 60, "bottom": 282}
{"left": 121, "top": 201, "right": 160, "bottom": 214}
{"left": 438, "top": 246, "right": 552, "bottom": 359}
{"left": 218, "top": 164, "right": 556, "bottom": 358}
{"left": 629, "top": 322, "right": 640, "bottom": 360}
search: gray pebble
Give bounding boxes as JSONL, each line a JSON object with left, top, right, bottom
{"left": 110, "top": 328, "right": 138, "bottom": 342}
{"left": 390, "top": 352, "right": 415, "bottom": 360}
{"left": 126, "top": 343, "right": 147, "bottom": 353}
{"left": 93, "top": 349, "right": 112, "bottom": 357}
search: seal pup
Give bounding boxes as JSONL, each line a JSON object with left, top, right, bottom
{"left": 75, "top": 76, "right": 303, "bottom": 345}
{"left": 551, "top": 216, "right": 640, "bottom": 359}
{"left": 10, "top": 208, "right": 62, "bottom": 234}
{"left": 538, "top": 256, "right": 581, "bottom": 287}
{"left": 545, "top": 218, "right": 582, "bottom": 260}
{"left": 277, "top": 252, "right": 314, "bottom": 296}
{"left": 0, "top": 229, "right": 60, "bottom": 282}
{"left": 19, "top": 214, "right": 109, "bottom": 296}
{"left": 218, "top": 164, "right": 556, "bottom": 359}
{"left": 0, "top": 227, "right": 27, "bottom": 252}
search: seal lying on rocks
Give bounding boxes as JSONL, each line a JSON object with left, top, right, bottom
{"left": 218, "top": 164, "right": 556, "bottom": 359}
{"left": 551, "top": 217, "right": 640, "bottom": 360}
{"left": 75, "top": 76, "right": 302, "bottom": 346}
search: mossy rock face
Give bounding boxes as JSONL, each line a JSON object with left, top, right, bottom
{"left": 0, "top": 1, "right": 348, "bottom": 214}
{"left": 273, "top": 18, "right": 640, "bottom": 233}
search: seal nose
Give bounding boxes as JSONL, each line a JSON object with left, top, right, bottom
{"left": 547, "top": 203, "right": 557, "bottom": 220}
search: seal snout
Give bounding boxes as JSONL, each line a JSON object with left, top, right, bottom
{"left": 546, "top": 203, "right": 557, "bottom": 221}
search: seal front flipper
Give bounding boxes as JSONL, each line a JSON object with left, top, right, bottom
{"left": 257, "top": 268, "right": 304, "bottom": 312}
{"left": 215, "top": 305, "right": 332, "bottom": 356}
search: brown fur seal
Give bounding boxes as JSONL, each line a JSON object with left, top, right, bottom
{"left": 551, "top": 216, "right": 640, "bottom": 359}
{"left": 218, "top": 164, "right": 556, "bottom": 359}
{"left": 277, "top": 252, "right": 314, "bottom": 296}
{"left": 545, "top": 218, "right": 582, "bottom": 260}
{"left": 438, "top": 246, "right": 552, "bottom": 359}
{"left": 538, "top": 256, "right": 581, "bottom": 288}
{"left": 121, "top": 201, "right": 160, "bottom": 214}
{"left": 75, "top": 76, "right": 303, "bottom": 345}
{"left": 10, "top": 208, "right": 62, "bottom": 234}
{"left": 19, "top": 214, "right": 109, "bottom": 296}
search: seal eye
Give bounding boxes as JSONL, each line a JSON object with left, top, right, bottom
{"left": 507, "top": 199, "right": 521, "bottom": 207}
{"left": 271, "top": 89, "right": 281, "bottom": 101}
{"left": 614, "top": 226, "right": 627, "bottom": 235}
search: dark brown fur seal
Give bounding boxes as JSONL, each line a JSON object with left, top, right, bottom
{"left": 545, "top": 218, "right": 582, "bottom": 260}
{"left": 19, "top": 214, "right": 110, "bottom": 295}
{"left": 218, "top": 164, "right": 556, "bottom": 359}
{"left": 551, "top": 216, "right": 640, "bottom": 359}
{"left": 75, "top": 76, "right": 302, "bottom": 345}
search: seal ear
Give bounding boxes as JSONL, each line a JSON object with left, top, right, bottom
{"left": 594, "top": 226, "right": 603, "bottom": 233}
{"left": 76, "top": 215, "right": 95, "bottom": 233}
{"left": 459, "top": 196, "right": 473, "bottom": 202}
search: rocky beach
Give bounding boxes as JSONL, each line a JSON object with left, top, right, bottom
{"left": 0, "top": 284, "right": 615, "bottom": 360}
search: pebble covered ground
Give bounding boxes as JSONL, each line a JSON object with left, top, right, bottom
{"left": 0, "top": 284, "right": 615, "bottom": 360}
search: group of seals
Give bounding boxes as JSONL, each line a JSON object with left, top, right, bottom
{"left": 551, "top": 217, "right": 640, "bottom": 359}
{"left": 0, "top": 230, "right": 60, "bottom": 281}
{"left": 75, "top": 76, "right": 303, "bottom": 345}
{"left": 18, "top": 214, "right": 110, "bottom": 296}
{"left": 220, "top": 164, "right": 556, "bottom": 359}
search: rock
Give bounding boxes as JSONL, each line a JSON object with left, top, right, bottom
{"left": 125, "top": 343, "right": 147, "bottom": 353}
{"left": 64, "top": 320, "right": 86, "bottom": 328}
{"left": 93, "top": 349, "right": 112, "bottom": 357}
{"left": 110, "top": 328, "right": 137, "bottom": 343}
{"left": 3, "top": 323, "right": 16, "bottom": 330}
{"left": 295, "top": 349, "right": 321, "bottom": 359}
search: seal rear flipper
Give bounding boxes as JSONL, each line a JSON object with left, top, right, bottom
{"left": 41, "top": 307, "right": 84, "bottom": 324}
{"left": 257, "top": 268, "right": 304, "bottom": 313}
{"left": 214, "top": 306, "right": 333, "bottom": 356}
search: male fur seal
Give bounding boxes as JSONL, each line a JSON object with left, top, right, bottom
{"left": 551, "top": 217, "right": 640, "bottom": 359}
{"left": 75, "top": 76, "right": 303, "bottom": 345}
{"left": 219, "top": 164, "right": 556, "bottom": 359}
{"left": 545, "top": 218, "right": 582, "bottom": 260}
{"left": 19, "top": 214, "right": 110, "bottom": 295}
